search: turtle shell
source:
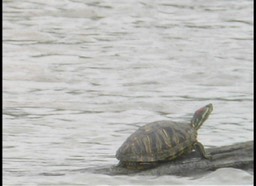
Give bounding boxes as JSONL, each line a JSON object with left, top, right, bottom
{"left": 116, "top": 120, "right": 197, "bottom": 162}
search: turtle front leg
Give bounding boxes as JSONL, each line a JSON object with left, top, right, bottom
{"left": 194, "top": 142, "right": 212, "bottom": 160}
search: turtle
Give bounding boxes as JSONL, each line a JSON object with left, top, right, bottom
{"left": 115, "top": 103, "right": 213, "bottom": 170}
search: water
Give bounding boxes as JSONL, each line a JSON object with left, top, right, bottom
{"left": 3, "top": 0, "right": 253, "bottom": 185}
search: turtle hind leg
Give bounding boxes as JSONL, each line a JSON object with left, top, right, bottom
{"left": 194, "top": 142, "right": 212, "bottom": 160}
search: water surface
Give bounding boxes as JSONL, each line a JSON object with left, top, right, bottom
{"left": 3, "top": 0, "right": 253, "bottom": 185}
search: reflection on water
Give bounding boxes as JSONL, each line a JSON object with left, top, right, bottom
{"left": 3, "top": 0, "right": 253, "bottom": 185}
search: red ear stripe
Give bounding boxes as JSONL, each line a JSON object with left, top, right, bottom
{"left": 195, "top": 108, "right": 205, "bottom": 115}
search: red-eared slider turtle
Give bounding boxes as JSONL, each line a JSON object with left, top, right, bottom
{"left": 116, "top": 103, "right": 213, "bottom": 170}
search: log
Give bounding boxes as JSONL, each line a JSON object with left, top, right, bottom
{"left": 89, "top": 140, "right": 253, "bottom": 176}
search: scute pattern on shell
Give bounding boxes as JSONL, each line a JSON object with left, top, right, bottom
{"left": 116, "top": 120, "right": 197, "bottom": 162}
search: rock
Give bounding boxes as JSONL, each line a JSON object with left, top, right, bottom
{"left": 90, "top": 141, "right": 253, "bottom": 176}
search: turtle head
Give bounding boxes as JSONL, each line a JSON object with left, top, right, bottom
{"left": 191, "top": 103, "right": 213, "bottom": 130}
